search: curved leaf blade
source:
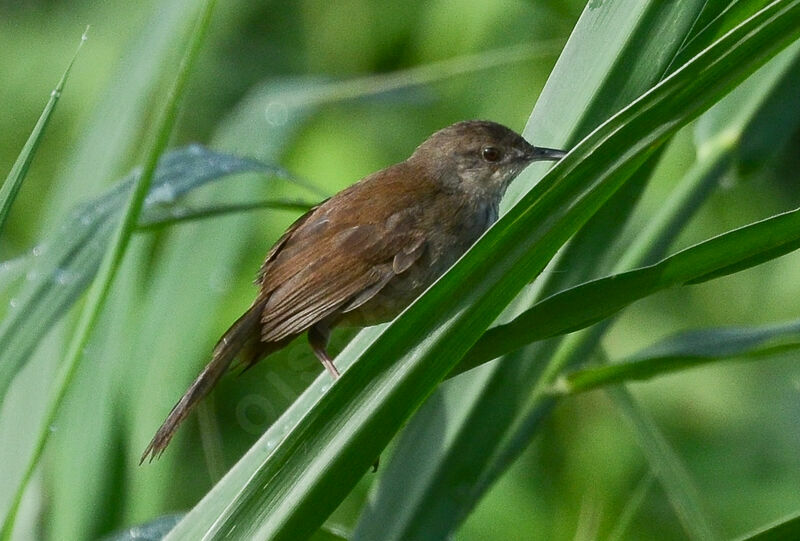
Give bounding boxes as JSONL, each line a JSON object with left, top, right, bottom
{"left": 463, "top": 205, "right": 800, "bottom": 372}
{"left": 435, "top": 36, "right": 800, "bottom": 541}
{"left": 609, "top": 387, "right": 718, "bottom": 540}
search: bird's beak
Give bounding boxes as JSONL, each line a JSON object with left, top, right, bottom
{"left": 527, "top": 146, "right": 567, "bottom": 162}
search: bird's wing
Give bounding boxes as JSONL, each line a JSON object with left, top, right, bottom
{"left": 255, "top": 164, "right": 436, "bottom": 343}
{"left": 338, "top": 235, "right": 426, "bottom": 314}
{"left": 259, "top": 218, "right": 426, "bottom": 342}
{"left": 255, "top": 200, "right": 327, "bottom": 286}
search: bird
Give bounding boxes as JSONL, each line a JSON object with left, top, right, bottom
{"left": 140, "top": 120, "right": 565, "bottom": 463}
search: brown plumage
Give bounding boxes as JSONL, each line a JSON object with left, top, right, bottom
{"left": 140, "top": 120, "right": 565, "bottom": 463}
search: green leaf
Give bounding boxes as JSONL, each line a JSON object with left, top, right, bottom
{"left": 0, "top": 0, "right": 219, "bottom": 537}
{"left": 736, "top": 51, "right": 800, "bottom": 171}
{"left": 466, "top": 35, "right": 800, "bottom": 532}
{"left": 667, "top": 0, "right": 773, "bottom": 72}
{"left": 429, "top": 32, "right": 800, "bottom": 541}
{"left": 0, "top": 28, "right": 87, "bottom": 238}
{"left": 695, "top": 40, "right": 800, "bottom": 163}
{"left": 606, "top": 473, "right": 655, "bottom": 541}
{"left": 164, "top": 3, "right": 800, "bottom": 539}
{"left": 557, "top": 319, "right": 800, "bottom": 394}
{"left": 310, "top": 526, "right": 351, "bottom": 541}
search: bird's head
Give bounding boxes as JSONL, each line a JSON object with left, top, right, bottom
{"left": 410, "top": 120, "right": 566, "bottom": 199}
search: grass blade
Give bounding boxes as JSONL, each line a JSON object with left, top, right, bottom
{"left": 365, "top": 25, "right": 800, "bottom": 541}
{"left": 557, "top": 319, "right": 800, "bottom": 394}
{"left": 0, "top": 0, "right": 207, "bottom": 526}
{"left": 0, "top": 27, "right": 88, "bottom": 237}
{"left": 444, "top": 37, "right": 800, "bottom": 541}
{"left": 606, "top": 473, "right": 656, "bottom": 541}
{"left": 136, "top": 199, "right": 314, "bottom": 231}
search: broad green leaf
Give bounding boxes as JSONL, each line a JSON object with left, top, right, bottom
{"left": 695, "top": 40, "right": 800, "bottom": 160}
{"left": 96, "top": 503, "right": 347, "bottom": 540}
{"left": 165, "top": 3, "right": 800, "bottom": 539}
{"left": 736, "top": 49, "right": 800, "bottom": 171}
{"left": 443, "top": 36, "right": 800, "bottom": 541}
{"left": 474, "top": 39, "right": 800, "bottom": 366}
{"left": 357, "top": 1, "right": 800, "bottom": 538}
{"left": 0, "top": 1, "right": 218, "bottom": 537}
{"left": 0, "top": 28, "right": 87, "bottom": 238}
{"left": 668, "top": 0, "right": 773, "bottom": 71}
{"left": 556, "top": 319, "right": 800, "bottom": 394}
{"left": 0, "top": 146, "right": 292, "bottom": 405}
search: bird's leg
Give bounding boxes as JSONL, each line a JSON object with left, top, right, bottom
{"left": 309, "top": 324, "right": 378, "bottom": 471}
{"left": 308, "top": 324, "right": 340, "bottom": 379}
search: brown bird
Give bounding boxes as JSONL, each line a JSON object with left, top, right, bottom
{"left": 140, "top": 120, "right": 565, "bottom": 462}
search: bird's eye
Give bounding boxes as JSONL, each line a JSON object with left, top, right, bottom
{"left": 481, "top": 146, "right": 502, "bottom": 163}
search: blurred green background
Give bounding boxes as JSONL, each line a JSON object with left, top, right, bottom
{"left": 2, "top": 0, "right": 800, "bottom": 540}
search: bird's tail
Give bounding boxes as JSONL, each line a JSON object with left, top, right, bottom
{"left": 140, "top": 302, "right": 264, "bottom": 464}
